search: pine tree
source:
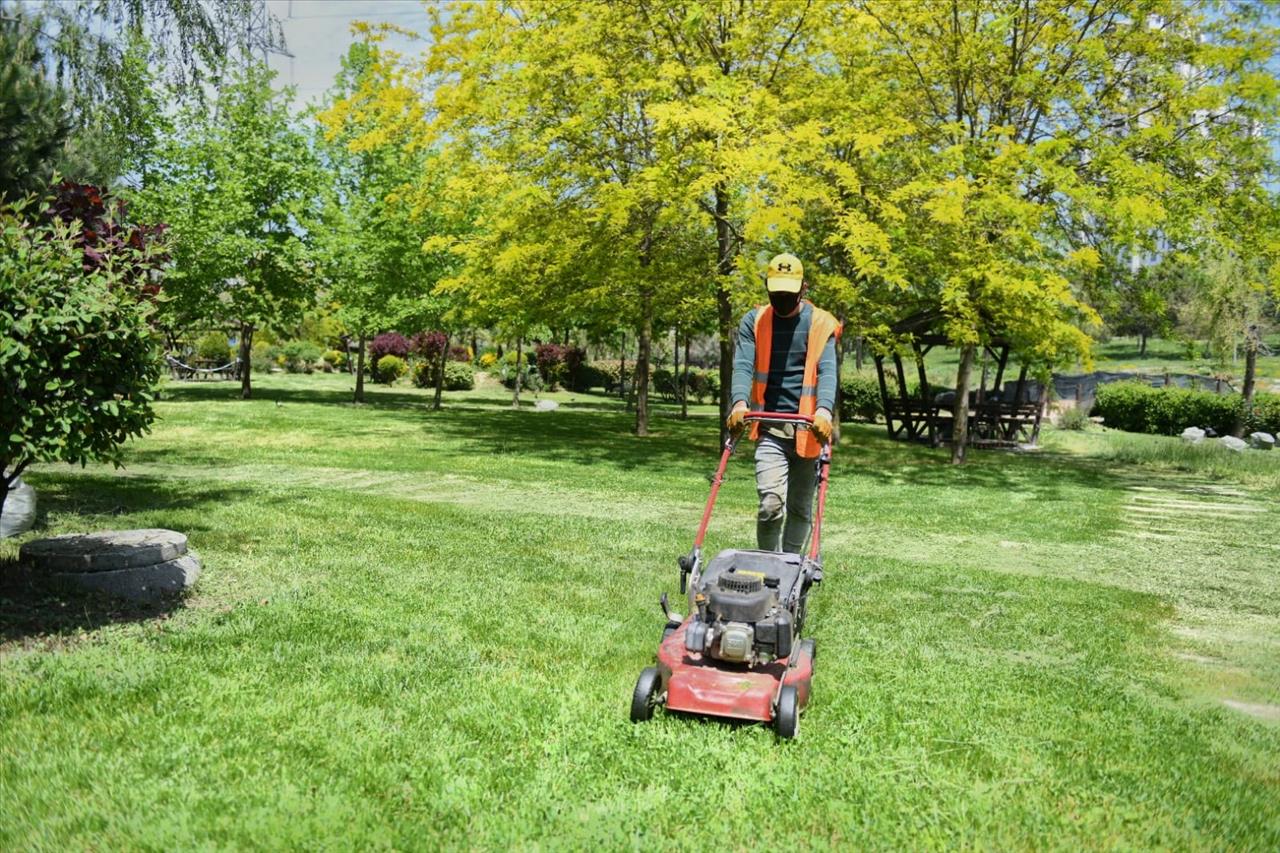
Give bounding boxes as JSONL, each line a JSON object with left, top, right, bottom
{"left": 0, "top": 18, "right": 69, "bottom": 199}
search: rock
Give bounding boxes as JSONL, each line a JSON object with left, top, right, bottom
{"left": 0, "top": 476, "right": 37, "bottom": 539}
{"left": 53, "top": 553, "right": 201, "bottom": 601}
{"left": 1204, "top": 427, "right": 1219, "bottom": 438}
{"left": 1249, "top": 431, "right": 1275, "bottom": 450}
{"left": 534, "top": 399, "right": 559, "bottom": 411}
{"left": 21, "top": 528, "right": 188, "bottom": 573}
{"left": 1219, "top": 435, "right": 1248, "bottom": 452}
{"left": 1180, "top": 427, "right": 1205, "bottom": 444}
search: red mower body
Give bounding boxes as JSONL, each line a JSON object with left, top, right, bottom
{"left": 658, "top": 618, "right": 812, "bottom": 723}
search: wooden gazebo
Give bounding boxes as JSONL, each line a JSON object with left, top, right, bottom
{"left": 872, "top": 312, "right": 1045, "bottom": 448}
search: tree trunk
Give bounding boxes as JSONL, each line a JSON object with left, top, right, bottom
{"left": 855, "top": 335, "right": 864, "bottom": 371}
{"left": 635, "top": 304, "right": 653, "bottom": 436}
{"left": 1236, "top": 327, "right": 1259, "bottom": 438}
{"left": 353, "top": 332, "right": 366, "bottom": 404}
{"left": 619, "top": 332, "right": 627, "bottom": 401}
{"left": 672, "top": 326, "right": 680, "bottom": 406}
{"left": 471, "top": 334, "right": 479, "bottom": 362}
{"left": 951, "top": 344, "right": 976, "bottom": 464}
{"left": 432, "top": 334, "right": 449, "bottom": 411}
{"left": 1139, "top": 333, "right": 1148, "bottom": 357}
{"left": 714, "top": 183, "right": 735, "bottom": 445}
{"left": 513, "top": 336, "right": 523, "bottom": 408}
{"left": 681, "top": 334, "right": 691, "bottom": 420}
{"left": 238, "top": 323, "right": 254, "bottom": 400}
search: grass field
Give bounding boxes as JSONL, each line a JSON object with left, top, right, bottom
{"left": 2, "top": 371, "right": 1278, "bottom": 848}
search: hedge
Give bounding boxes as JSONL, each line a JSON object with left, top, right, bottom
{"left": 1091, "top": 382, "right": 1280, "bottom": 436}
{"left": 839, "top": 373, "right": 882, "bottom": 423}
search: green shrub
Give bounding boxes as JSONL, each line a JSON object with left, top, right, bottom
{"left": 249, "top": 342, "right": 277, "bottom": 374}
{"left": 1092, "top": 382, "right": 1242, "bottom": 435}
{"left": 373, "top": 354, "right": 407, "bottom": 385}
{"left": 685, "top": 368, "right": 720, "bottom": 404}
{"left": 571, "top": 361, "right": 614, "bottom": 392}
{"left": 500, "top": 363, "right": 541, "bottom": 391}
{"left": 194, "top": 332, "right": 231, "bottom": 363}
{"left": 323, "top": 349, "right": 346, "bottom": 371}
{"left": 280, "top": 341, "right": 323, "bottom": 374}
{"left": 411, "top": 359, "right": 435, "bottom": 389}
{"left": 1056, "top": 406, "right": 1090, "bottom": 431}
{"left": 444, "top": 361, "right": 475, "bottom": 391}
{"left": 839, "top": 373, "right": 882, "bottom": 422}
{"left": 1244, "top": 393, "right": 1280, "bottom": 436}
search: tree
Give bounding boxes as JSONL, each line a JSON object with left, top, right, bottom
{"left": 812, "top": 0, "right": 1279, "bottom": 461}
{"left": 137, "top": 63, "right": 317, "bottom": 399}
{"left": 635, "top": 0, "right": 825, "bottom": 439}
{"left": 1, "top": 0, "right": 285, "bottom": 185}
{"left": 0, "top": 196, "right": 163, "bottom": 521}
{"left": 0, "top": 15, "right": 70, "bottom": 199}
{"left": 315, "top": 43, "right": 449, "bottom": 405}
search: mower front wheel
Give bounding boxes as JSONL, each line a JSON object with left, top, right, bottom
{"left": 775, "top": 685, "right": 799, "bottom": 739}
{"left": 630, "top": 667, "right": 662, "bottom": 722}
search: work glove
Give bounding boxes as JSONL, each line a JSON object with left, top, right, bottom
{"left": 726, "top": 402, "right": 749, "bottom": 434}
{"left": 811, "top": 408, "right": 833, "bottom": 445}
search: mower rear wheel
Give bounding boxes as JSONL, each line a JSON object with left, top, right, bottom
{"left": 630, "top": 667, "right": 661, "bottom": 722}
{"left": 775, "top": 685, "right": 799, "bottom": 739}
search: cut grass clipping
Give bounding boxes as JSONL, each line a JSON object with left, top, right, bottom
{"left": 2, "top": 372, "right": 1278, "bottom": 848}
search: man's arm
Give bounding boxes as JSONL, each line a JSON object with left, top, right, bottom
{"left": 816, "top": 333, "right": 838, "bottom": 414}
{"left": 730, "top": 308, "right": 758, "bottom": 409}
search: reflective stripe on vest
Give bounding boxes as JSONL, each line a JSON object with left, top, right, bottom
{"left": 748, "top": 301, "right": 843, "bottom": 458}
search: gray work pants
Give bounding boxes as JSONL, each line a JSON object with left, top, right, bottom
{"left": 754, "top": 433, "right": 817, "bottom": 554}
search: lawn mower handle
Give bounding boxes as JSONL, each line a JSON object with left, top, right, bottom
{"left": 683, "top": 412, "right": 832, "bottom": 589}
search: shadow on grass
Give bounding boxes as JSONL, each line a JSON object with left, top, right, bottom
{"left": 0, "top": 476, "right": 254, "bottom": 650}
{"left": 0, "top": 557, "right": 186, "bottom": 651}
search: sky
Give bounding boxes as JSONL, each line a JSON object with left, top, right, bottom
{"left": 264, "top": 0, "right": 431, "bottom": 105}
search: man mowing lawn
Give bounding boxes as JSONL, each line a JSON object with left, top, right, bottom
{"left": 727, "top": 253, "right": 841, "bottom": 554}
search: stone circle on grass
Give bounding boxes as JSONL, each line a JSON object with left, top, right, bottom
{"left": 20, "top": 529, "right": 200, "bottom": 601}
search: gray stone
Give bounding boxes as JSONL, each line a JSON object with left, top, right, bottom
{"left": 0, "top": 476, "right": 36, "bottom": 539}
{"left": 1180, "top": 426, "right": 1206, "bottom": 444}
{"left": 1248, "top": 431, "right": 1275, "bottom": 450}
{"left": 1219, "top": 435, "right": 1248, "bottom": 453}
{"left": 21, "top": 528, "right": 188, "bottom": 573}
{"left": 53, "top": 553, "right": 201, "bottom": 601}
{"left": 534, "top": 399, "right": 559, "bottom": 411}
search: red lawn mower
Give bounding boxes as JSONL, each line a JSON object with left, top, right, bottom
{"left": 630, "top": 412, "right": 832, "bottom": 739}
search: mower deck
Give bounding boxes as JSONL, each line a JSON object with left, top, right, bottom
{"left": 658, "top": 618, "right": 812, "bottom": 723}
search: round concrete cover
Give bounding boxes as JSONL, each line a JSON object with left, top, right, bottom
{"left": 20, "top": 529, "right": 188, "bottom": 573}
{"left": 53, "top": 553, "right": 201, "bottom": 601}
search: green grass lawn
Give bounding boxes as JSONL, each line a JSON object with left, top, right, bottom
{"left": 2, "top": 371, "right": 1278, "bottom": 848}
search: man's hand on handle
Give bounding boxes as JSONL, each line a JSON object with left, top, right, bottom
{"left": 726, "top": 401, "right": 749, "bottom": 434}
{"left": 811, "top": 408, "right": 833, "bottom": 445}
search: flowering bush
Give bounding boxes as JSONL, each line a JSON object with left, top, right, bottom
{"left": 479, "top": 352, "right": 499, "bottom": 369}
{"left": 410, "top": 331, "right": 447, "bottom": 361}
{"left": 535, "top": 343, "right": 567, "bottom": 389}
{"left": 369, "top": 332, "right": 411, "bottom": 365}
{"left": 449, "top": 345, "right": 471, "bottom": 362}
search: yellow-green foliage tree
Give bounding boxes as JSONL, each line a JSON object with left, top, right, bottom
{"left": 316, "top": 42, "right": 448, "bottom": 405}
{"left": 416, "top": 1, "right": 718, "bottom": 433}
{"left": 808, "top": 0, "right": 1280, "bottom": 461}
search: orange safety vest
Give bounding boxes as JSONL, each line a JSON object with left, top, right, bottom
{"left": 748, "top": 301, "right": 843, "bottom": 458}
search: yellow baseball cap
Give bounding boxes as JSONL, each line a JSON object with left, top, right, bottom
{"left": 766, "top": 253, "right": 804, "bottom": 293}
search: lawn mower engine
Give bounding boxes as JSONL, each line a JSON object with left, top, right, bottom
{"left": 682, "top": 549, "right": 815, "bottom": 667}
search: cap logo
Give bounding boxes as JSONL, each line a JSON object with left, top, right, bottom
{"left": 776, "top": 263, "right": 792, "bottom": 272}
